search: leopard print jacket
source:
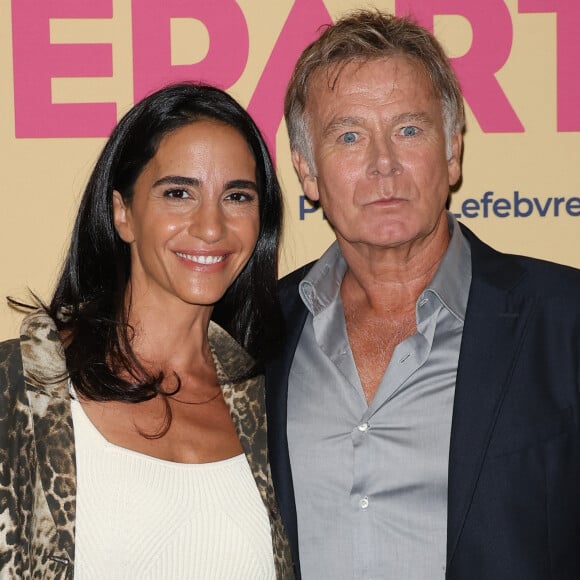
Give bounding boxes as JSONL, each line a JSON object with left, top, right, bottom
{"left": 0, "top": 310, "right": 294, "bottom": 579}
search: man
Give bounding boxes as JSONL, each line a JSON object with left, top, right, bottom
{"left": 266, "top": 9, "right": 580, "bottom": 580}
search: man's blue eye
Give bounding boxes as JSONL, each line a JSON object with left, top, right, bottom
{"left": 401, "top": 126, "right": 418, "bottom": 137}
{"left": 341, "top": 132, "right": 357, "bottom": 143}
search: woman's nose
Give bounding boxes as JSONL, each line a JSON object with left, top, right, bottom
{"left": 188, "top": 201, "right": 226, "bottom": 243}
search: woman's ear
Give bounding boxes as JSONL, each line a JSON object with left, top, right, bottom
{"left": 112, "top": 190, "right": 135, "bottom": 243}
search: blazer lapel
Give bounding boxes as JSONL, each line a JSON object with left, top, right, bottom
{"left": 21, "top": 312, "right": 76, "bottom": 569}
{"left": 265, "top": 267, "right": 311, "bottom": 579}
{"left": 209, "top": 321, "right": 294, "bottom": 578}
{"left": 27, "top": 388, "right": 76, "bottom": 568}
{"left": 447, "top": 228, "right": 535, "bottom": 566}
{"left": 266, "top": 293, "right": 308, "bottom": 497}
{"left": 208, "top": 321, "right": 266, "bottom": 492}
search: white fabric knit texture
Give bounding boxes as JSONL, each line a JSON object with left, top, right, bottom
{"left": 71, "top": 398, "right": 276, "bottom": 579}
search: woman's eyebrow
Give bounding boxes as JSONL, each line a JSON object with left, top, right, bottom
{"left": 152, "top": 175, "right": 200, "bottom": 188}
{"left": 225, "top": 179, "right": 258, "bottom": 192}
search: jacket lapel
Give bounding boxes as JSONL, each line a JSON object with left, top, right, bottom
{"left": 209, "top": 321, "right": 294, "bottom": 578}
{"left": 27, "top": 388, "right": 76, "bottom": 567}
{"left": 209, "top": 321, "right": 267, "bottom": 493}
{"left": 21, "top": 312, "right": 76, "bottom": 570}
{"left": 266, "top": 291, "right": 308, "bottom": 505}
{"left": 265, "top": 265, "right": 312, "bottom": 579}
{"left": 447, "top": 227, "right": 535, "bottom": 566}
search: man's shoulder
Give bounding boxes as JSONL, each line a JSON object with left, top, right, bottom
{"left": 508, "top": 253, "right": 580, "bottom": 297}
{"left": 464, "top": 224, "right": 580, "bottom": 299}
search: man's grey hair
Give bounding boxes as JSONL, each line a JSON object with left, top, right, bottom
{"left": 284, "top": 9, "right": 465, "bottom": 171}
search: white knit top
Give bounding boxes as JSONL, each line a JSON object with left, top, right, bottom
{"left": 70, "top": 398, "right": 276, "bottom": 579}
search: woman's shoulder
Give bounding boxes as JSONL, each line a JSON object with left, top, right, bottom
{"left": 5, "top": 310, "right": 68, "bottom": 396}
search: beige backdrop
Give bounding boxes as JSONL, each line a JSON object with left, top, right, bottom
{"left": 1, "top": 0, "right": 579, "bottom": 340}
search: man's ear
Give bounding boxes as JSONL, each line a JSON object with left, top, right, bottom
{"left": 447, "top": 132, "right": 463, "bottom": 188}
{"left": 112, "top": 190, "right": 135, "bottom": 244}
{"left": 291, "top": 150, "right": 319, "bottom": 202}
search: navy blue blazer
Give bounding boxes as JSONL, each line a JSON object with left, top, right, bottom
{"left": 265, "top": 224, "right": 580, "bottom": 579}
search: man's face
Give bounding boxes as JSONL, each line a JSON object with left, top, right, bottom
{"left": 293, "top": 56, "right": 462, "bottom": 257}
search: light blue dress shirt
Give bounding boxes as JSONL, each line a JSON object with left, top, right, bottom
{"left": 287, "top": 214, "right": 472, "bottom": 580}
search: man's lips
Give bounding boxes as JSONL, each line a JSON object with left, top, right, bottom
{"left": 364, "top": 196, "right": 406, "bottom": 206}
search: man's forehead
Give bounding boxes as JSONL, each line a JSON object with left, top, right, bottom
{"left": 308, "top": 56, "right": 436, "bottom": 100}
{"left": 304, "top": 56, "right": 440, "bottom": 126}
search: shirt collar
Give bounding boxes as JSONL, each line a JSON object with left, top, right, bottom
{"left": 299, "top": 242, "right": 347, "bottom": 317}
{"left": 425, "top": 213, "right": 471, "bottom": 323}
{"left": 299, "top": 212, "right": 471, "bottom": 322}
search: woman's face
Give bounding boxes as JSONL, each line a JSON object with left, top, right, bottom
{"left": 113, "top": 120, "right": 260, "bottom": 311}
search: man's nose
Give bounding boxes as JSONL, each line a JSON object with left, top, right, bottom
{"left": 367, "top": 137, "right": 402, "bottom": 177}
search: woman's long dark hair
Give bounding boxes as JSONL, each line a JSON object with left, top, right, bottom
{"left": 48, "top": 82, "right": 283, "bottom": 405}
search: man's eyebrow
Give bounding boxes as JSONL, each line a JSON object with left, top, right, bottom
{"left": 322, "top": 112, "right": 436, "bottom": 137}
{"left": 322, "top": 116, "right": 366, "bottom": 137}
{"left": 391, "top": 112, "right": 435, "bottom": 125}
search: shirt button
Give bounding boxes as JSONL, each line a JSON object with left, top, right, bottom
{"left": 357, "top": 422, "right": 369, "bottom": 432}
{"left": 359, "top": 497, "right": 369, "bottom": 510}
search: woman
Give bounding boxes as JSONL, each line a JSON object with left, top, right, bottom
{"left": 0, "top": 83, "right": 293, "bottom": 579}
